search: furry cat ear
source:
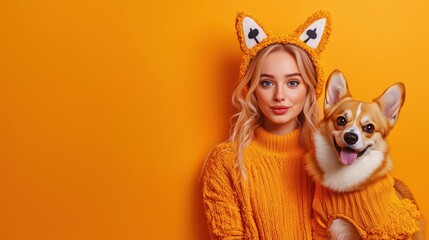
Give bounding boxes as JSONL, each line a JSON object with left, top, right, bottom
{"left": 293, "top": 11, "right": 332, "bottom": 56}
{"left": 235, "top": 12, "right": 269, "bottom": 54}
{"left": 374, "top": 83, "right": 405, "bottom": 127}
{"left": 235, "top": 11, "right": 333, "bottom": 100}
{"left": 325, "top": 70, "right": 351, "bottom": 111}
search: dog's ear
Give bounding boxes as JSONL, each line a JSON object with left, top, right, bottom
{"left": 374, "top": 83, "right": 405, "bottom": 127}
{"left": 324, "top": 70, "right": 351, "bottom": 112}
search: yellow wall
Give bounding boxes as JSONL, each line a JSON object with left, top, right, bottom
{"left": 0, "top": 0, "right": 428, "bottom": 239}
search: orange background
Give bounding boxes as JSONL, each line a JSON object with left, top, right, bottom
{"left": 0, "top": 0, "right": 428, "bottom": 239}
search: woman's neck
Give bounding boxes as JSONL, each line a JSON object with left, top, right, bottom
{"left": 262, "top": 119, "right": 298, "bottom": 135}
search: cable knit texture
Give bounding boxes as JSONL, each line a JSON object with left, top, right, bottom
{"left": 312, "top": 175, "right": 422, "bottom": 239}
{"left": 202, "top": 127, "right": 313, "bottom": 239}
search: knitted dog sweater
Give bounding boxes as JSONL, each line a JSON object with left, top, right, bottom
{"left": 311, "top": 175, "right": 421, "bottom": 239}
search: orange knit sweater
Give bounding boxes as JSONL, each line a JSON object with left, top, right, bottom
{"left": 312, "top": 175, "right": 421, "bottom": 239}
{"left": 201, "top": 127, "right": 313, "bottom": 239}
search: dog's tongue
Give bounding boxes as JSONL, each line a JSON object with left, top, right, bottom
{"left": 340, "top": 149, "right": 358, "bottom": 165}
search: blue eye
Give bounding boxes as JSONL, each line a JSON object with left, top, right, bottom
{"left": 288, "top": 80, "right": 299, "bottom": 87}
{"left": 260, "top": 80, "right": 273, "bottom": 87}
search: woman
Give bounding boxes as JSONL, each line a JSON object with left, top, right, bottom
{"left": 201, "top": 11, "right": 332, "bottom": 239}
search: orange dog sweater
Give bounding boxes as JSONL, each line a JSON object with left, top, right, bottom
{"left": 311, "top": 175, "right": 421, "bottom": 239}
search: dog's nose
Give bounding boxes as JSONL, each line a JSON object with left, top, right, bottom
{"left": 344, "top": 132, "right": 359, "bottom": 145}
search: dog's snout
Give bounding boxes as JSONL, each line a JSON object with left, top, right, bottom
{"left": 344, "top": 132, "right": 359, "bottom": 145}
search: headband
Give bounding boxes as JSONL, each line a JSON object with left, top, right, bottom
{"left": 235, "top": 10, "right": 332, "bottom": 99}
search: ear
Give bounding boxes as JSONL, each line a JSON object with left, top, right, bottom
{"left": 293, "top": 10, "right": 332, "bottom": 56}
{"left": 324, "top": 70, "right": 351, "bottom": 111}
{"left": 235, "top": 12, "right": 269, "bottom": 54}
{"left": 374, "top": 83, "right": 405, "bottom": 127}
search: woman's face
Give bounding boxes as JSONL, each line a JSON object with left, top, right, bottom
{"left": 254, "top": 50, "right": 308, "bottom": 135}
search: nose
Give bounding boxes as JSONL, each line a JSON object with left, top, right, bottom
{"left": 344, "top": 132, "right": 359, "bottom": 145}
{"left": 274, "top": 86, "right": 285, "bottom": 101}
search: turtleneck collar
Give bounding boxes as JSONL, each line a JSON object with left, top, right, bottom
{"left": 252, "top": 126, "right": 303, "bottom": 153}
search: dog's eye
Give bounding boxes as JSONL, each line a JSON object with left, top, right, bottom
{"left": 336, "top": 116, "right": 347, "bottom": 126}
{"left": 363, "top": 124, "right": 375, "bottom": 133}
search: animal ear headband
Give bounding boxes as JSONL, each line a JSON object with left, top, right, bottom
{"left": 235, "top": 10, "right": 332, "bottom": 99}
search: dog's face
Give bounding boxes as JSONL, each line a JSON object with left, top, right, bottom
{"left": 325, "top": 99, "right": 390, "bottom": 166}
{"left": 323, "top": 70, "right": 405, "bottom": 166}
{"left": 312, "top": 70, "right": 405, "bottom": 191}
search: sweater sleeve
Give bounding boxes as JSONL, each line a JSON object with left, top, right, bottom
{"left": 201, "top": 144, "right": 246, "bottom": 240}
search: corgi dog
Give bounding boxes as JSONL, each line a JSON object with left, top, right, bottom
{"left": 305, "top": 70, "right": 423, "bottom": 239}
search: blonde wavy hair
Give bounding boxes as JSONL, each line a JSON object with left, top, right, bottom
{"left": 230, "top": 43, "right": 320, "bottom": 179}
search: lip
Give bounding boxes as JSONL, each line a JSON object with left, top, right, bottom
{"left": 271, "top": 106, "right": 290, "bottom": 115}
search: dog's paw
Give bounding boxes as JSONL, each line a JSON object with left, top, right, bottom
{"left": 329, "top": 219, "right": 361, "bottom": 240}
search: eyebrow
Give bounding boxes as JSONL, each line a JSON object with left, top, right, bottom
{"left": 260, "top": 73, "right": 302, "bottom": 78}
